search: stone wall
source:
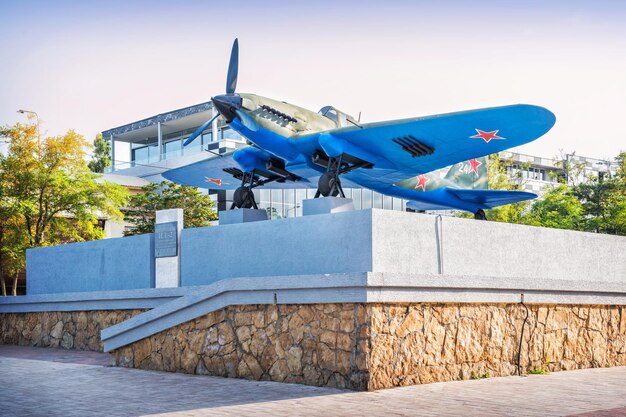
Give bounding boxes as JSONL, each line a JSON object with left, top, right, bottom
{"left": 0, "top": 310, "right": 144, "bottom": 352}
{"left": 110, "top": 303, "right": 626, "bottom": 391}
{"left": 112, "top": 303, "right": 370, "bottom": 389}
{"left": 3, "top": 303, "right": 623, "bottom": 390}
{"left": 367, "top": 304, "right": 626, "bottom": 389}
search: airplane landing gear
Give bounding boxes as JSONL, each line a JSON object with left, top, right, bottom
{"left": 474, "top": 209, "right": 487, "bottom": 221}
{"left": 317, "top": 172, "right": 345, "bottom": 198}
{"left": 311, "top": 151, "right": 372, "bottom": 199}
{"left": 315, "top": 156, "right": 346, "bottom": 198}
{"left": 226, "top": 161, "right": 303, "bottom": 210}
{"left": 232, "top": 171, "right": 259, "bottom": 209}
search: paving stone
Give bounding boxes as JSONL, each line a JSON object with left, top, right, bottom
{"left": 1, "top": 345, "right": 626, "bottom": 416}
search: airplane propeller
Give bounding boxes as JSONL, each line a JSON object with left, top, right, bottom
{"left": 183, "top": 112, "right": 221, "bottom": 146}
{"left": 183, "top": 38, "right": 243, "bottom": 147}
{"left": 225, "top": 38, "right": 238, "bottom": 94}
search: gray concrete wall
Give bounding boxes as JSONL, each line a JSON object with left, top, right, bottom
{"left": 181, "top": 209, "right": 373, "bottom": 287}
{"left": 26, "top": 234, "right": 155, "bottom": 295}
{"left": 372, "top": 210, "right": 626, "bottom": 283}
{"left": 24, "top": 208, "right": 626, "bottom": 295}
{"left": 183, "top": 209, "right": 625, "bottom": 286}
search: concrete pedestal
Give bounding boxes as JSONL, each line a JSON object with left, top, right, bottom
{"left": 219, "top": 208, "right": 268, "bottom": 225}
{"left": 302, "top": 197, "right": 354, "bottom": 216}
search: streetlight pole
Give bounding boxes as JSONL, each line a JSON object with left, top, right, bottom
{"left": 17, "top": 109, "right": 40, "bottom": 145}
{"left": 285, "top": 204, "right": 301, "bottom": 217}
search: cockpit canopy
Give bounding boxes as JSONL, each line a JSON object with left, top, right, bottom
{"left": 318, "top": 106, "right": 357, "bottom": 128}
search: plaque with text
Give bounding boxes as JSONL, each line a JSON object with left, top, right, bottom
{"left": 155, "top": 222, "right": 178, "bottom": 258}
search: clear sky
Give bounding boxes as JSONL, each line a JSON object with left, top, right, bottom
{"left": 1, "top": 0, "right": 625, "bottom": 162}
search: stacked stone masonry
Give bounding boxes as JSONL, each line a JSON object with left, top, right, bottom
{"left": 0, "top": 310, "right": 143, "bottom": 352}
{"left": 109, "top": 303, "right": 626, "bottom": 391}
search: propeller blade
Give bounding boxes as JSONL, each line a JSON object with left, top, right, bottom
{"left": 183, "top": 112, "right": 221, "bottom": 146}
{"left": 226, "top": 38, "right": 239, "bottom": 94}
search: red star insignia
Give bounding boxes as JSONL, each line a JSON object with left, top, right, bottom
{"left": 470, "top": 129, "right": 505, "bottom": 143}
{"left": 468, "top": 158, "right": 482, "bottom": 176}
{"left": 204, "top": 177, "right": 224, "bottom": 186}
{"left": 415, "top": 174, "right": 429, "bottom": 191}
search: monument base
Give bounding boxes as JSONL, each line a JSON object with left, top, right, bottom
{"left": 219, "top": 208, "right": 268, "bottom": 225}
{"left": 302, "top": 197, "right": 354, "bottom": 216}
{"left": 6, "top": 208, "right": 626, "bottom": 391}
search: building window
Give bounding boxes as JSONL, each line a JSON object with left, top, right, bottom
{"left": 270, "top": 189, "right": 284, "bottom": 218}
{"left": 221, "top": 127, "right": 241, "bottom": 140}
{"left": 164, "top": 139, "right": 182, "bottom": 159}
{"left": 352, "top": 189, "right": 362, "bottom": 210}
{"left": 258, "top": 189, "right": 271, "bottom": 212}
{"left": 295, "top": 189, "right": 307, "bottom": 216}
{"left": 131, "top": 144, "right": 159, "bottom": 165}
{"left": 284, "top": 189, "right": 296, "bottom": 218}
{"left": 392, "top": 197, "right": 404, "bottom": 211}
{"left": 362, "top": 189, "right": 372, "bottom": 208}
{"left": 383, "top": 195, "right": 393, "bottom": 210}
{"left": 132, "top": 146, "right": 149, "bottom": 165}
{"left": 372, "top": 192, "right": 383, "bottom": 209}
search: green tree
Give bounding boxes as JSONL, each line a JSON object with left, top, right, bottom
{"left": 524, "top": 184, "right": 583, "bottom": 230}
{"left": 88, "top": 133, "right": 111, "bottom": 173}
{"left": 454, "top": 151, "right": 626, "bottom": 235}
{"left": 571, "top": 152, "right": 626, "bottom": 235}
{"left": 0, "top": 122, "right": 129, "bottom": 295}
{"left": 551, "top": 151, "right": 588, "bottom": 186}
{"left": 123, "top": 181, "right": 217, "bottom": 236}
{"left": 0, "top": 150, "right": 22, "bottom": 295}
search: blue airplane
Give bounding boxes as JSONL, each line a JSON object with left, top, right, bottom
{"left": 163, "top": 39, "right": 556, "bottom": 220}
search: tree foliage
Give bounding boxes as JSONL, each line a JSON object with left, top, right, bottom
{"left": 123, "top": 181, "right": 217, "bottom": 236}
{"left": 460, "top": 151, "right": 626, "bottom": 236}
{"left": 551, "top": 150, "right": 588, "bottom": 186}
{"left": 524, "top": 184, "right": 583, "bottom": 230}
{"left": 0, "top": 122, "right": 129, "bottom": 295}
{"left": 570, "top": 152, "right": 626, "bottom": 235}
{"left": 88, "top": 133, "right": 111, "bottom": 173}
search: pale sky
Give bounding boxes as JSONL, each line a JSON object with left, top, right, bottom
{"left": 1, "top": 0, "right": 625, "bottom": 162}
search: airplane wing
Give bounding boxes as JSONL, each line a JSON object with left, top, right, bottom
{"left": 163, "top": 104, "right": 552, "bottom": 212}
{"left": 162, "top": 149, "right": 318, "bottom": 190}
{"left": 329, "top": 104, "right": 555, "bottom": 188}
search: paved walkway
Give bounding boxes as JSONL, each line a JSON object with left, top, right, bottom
{"left": 1, "top": 345, "right": 626, "bottom": 416}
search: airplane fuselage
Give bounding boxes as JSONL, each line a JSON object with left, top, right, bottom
{"left": 226, "top": 93, "right": 491, "bottom": 213}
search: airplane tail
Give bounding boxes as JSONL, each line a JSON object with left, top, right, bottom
{"left": 444, "top": 156, "right": 488, "bottom": 189}
{"left": 390, "top": 186, "right": 537, "bottom": 212}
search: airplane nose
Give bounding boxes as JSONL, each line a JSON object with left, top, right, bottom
{"left": 212, "top": 94, "right": 242, "bottom": 122}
